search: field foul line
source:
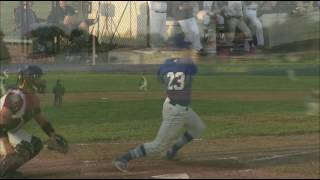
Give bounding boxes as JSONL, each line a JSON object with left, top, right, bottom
{"left": 185, "top": 149, "right": 319, "bottom": 163}
{"left": 250, "top": 150, "right": 319, "bottom": 162}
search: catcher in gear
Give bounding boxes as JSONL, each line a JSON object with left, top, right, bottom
{"left": 0, "top": 65, "right": 68, "bottom": 178}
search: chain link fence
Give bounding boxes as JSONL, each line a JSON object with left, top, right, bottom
{"left": 0, "top": 1, "right": 150, "bottom": 64}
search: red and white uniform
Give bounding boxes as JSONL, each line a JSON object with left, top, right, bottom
{"left": 0, "top": 89, "right": 40, "bottom": 155}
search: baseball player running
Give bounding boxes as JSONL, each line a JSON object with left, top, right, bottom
{"left": 113, "top": 48, "right": 206, "bottom": 172}
{"left": 0, "top": 65, "right": 68, "bottom": 178}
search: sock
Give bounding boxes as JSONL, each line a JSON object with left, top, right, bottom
{"left": 119, "top": 144, "right": 146, "bottom": 162}
{"left": 169, "top": 132, "right": 194, "bottom": 155}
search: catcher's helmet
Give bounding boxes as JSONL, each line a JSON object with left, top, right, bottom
{"left": 17, "top": 65, "right": 46, "bottom": 93}
{"left": 19, "top": 65, "right": 43, "bottom": 78}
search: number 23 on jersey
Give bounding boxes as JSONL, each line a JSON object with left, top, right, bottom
{"left": 166, "top": 72, "right": 186, "bottom": 90}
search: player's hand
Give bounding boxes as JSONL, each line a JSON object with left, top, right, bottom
{"left": 47, "top": 133, "right": 69, "bottom": 154}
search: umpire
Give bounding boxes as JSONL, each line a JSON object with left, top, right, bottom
{"left": 52, "top": 79, "right": 65, "bottom": 107}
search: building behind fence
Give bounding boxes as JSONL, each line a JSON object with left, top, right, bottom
{"left": 89, "top": 1, "right": 149, "bottom": 47}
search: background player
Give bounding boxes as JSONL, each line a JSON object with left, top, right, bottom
{"left": 113, "top": 47, "right": 206, "bottom": 172}
{"left": 139, "top": 74, "right": 148, "bottom": 91}
{"left": 0, "top": 65, "right": 68, "bottom": 178}
{"left": 52, "top": 79, "right": 65, "bottom": 107}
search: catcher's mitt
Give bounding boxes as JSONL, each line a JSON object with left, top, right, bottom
{"left": 47, "top": 134, "right": 69, "bottom": 154}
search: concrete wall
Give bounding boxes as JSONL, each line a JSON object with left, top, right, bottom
{"left": 260, "top": 10, "right": 320, "bottom": 48}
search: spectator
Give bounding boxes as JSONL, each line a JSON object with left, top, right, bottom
{"left": 196, "top": 1, "right": 221, "bottom": 51}
{"left": 259, "top": 1, "right": 278, "bottom": 15}
{"left": 223, "top": 1, "right": 253, "bottom": 48}
{"left": 0, "top": 30, "right": 10, "bottom": 63}
{"left": 196, "top": 2, "right": 226, "bottom": 34}
{"left": 294, "top": 1, "right": 315, "bottom": 14}
{"left": 148, "top": 1, "right": 167, "bottom": 49}
{"left": 210, "top": 1, "right": 227, "bottom": 26}
{"left": 273, "top": 1, "right": 297, "bottom": 14}
{"left": 52, "top": 79, "right": 65, "bottom": 107}
{"left": 171, "top": 1, "right": 206, "bottom": 55}
{"left": 211, "top": 2, "right": 228, "bottom": 47}
{"left": 15, "top": 2, "right": 67, "bottom": 55}
{"left": 48, "top": 1, "right": 88, "bottom": 34}
{"left": 14, "top": 1, "right": 43, "bottom": 37}
{"left": 245, "top": 1, "right": 264, "bottom": 47}
{"left": 258, "top": 1, "right": 296, "bottom": 15}
{"left": 196, "top": 1, "right": 214, "bottom": 25}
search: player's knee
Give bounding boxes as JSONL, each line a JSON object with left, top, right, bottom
{"left": 30, "top": 136, "right": 43, "bottom": 158}
{"left": 199, "top": 122, "right": 206, "bottom": 133}
{"left": 254, "top": 21, "right": 263, "bottom": 30}
{"left": 190, "top": 122, "right": 206, "bottom": 138}
{"left": 0, "top": 141, "right": 35, "bottom": 177}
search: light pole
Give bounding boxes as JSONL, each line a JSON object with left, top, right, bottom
{"left": 92, "top": 1, "right": 101, "bottom": 66}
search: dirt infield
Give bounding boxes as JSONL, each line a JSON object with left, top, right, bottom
{"left": 20, "top": 133, "right": 319, "bottom": 179}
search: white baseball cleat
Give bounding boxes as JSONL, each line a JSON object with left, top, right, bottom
{"left": 113, "top": 159, "right": 129, "bottom": 173}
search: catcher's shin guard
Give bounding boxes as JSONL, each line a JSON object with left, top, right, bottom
{"left": 0, "top": 138, "right": 42, "bottom": 177}
{"left": 0, "top": 153, "right": 29, "bottom": 177}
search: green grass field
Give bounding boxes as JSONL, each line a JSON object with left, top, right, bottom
{"left": 3, "top": 62, "right": 318, "bottom": 144}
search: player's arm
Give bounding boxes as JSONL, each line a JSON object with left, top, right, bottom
{"left": 32, "top": 96, "right": 55, "bottom": 137}
{"left": 0, "top": 107, "right": 15, "bottom": 155}
{"left": 34, "top": 112, "right": 56, "bottom": 137}
{"left": 34, "top": 111, "right": 69, "bottom": 154}
{"left": 33, "top": 97, "right": 68, "bottom": 153}
{"left": 189, "top": 62, "right": 198, "bottom": 76}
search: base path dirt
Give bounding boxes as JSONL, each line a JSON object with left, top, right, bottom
{"left": 20, "top": 133, "right": 320, "bottom": 179}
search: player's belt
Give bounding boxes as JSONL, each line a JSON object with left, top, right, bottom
{"left": 169, "top": 100, "right": 189, "bottom": 110}
{"left": 153, "top": 10, "right": 166, "bottom": 13}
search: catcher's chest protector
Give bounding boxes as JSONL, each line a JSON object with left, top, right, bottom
{"left": 0, "top": 90, "right": 27, "bottom": 131}
{"left": 0, "top": 90, "right": 26, "bottom": 119}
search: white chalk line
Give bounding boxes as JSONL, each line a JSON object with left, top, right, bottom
{"left": 250, "top": 150, "right": 319, "bottom": 162}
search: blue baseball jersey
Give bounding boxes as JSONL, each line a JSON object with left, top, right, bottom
{"left": 157, "top": 58, "right": 197, "bottom": 106}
